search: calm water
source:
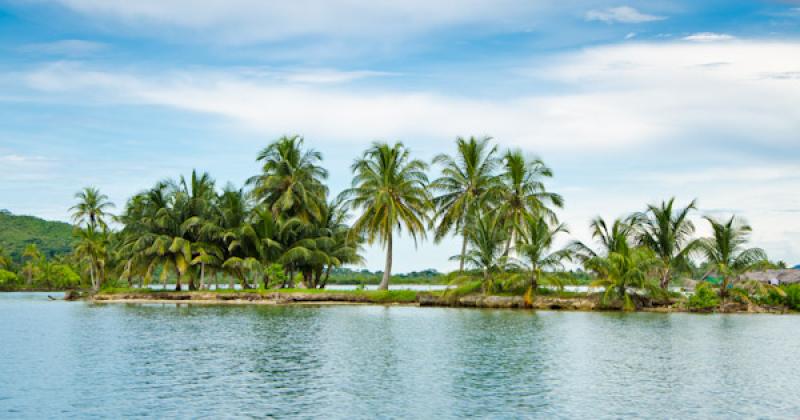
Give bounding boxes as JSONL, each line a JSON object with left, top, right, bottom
{"left": 1, "top": 293, "right": 799, "bottom": 419}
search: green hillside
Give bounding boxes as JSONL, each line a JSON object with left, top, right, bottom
{"left": 0, "top": 209, "right": 74, "bottom": 262}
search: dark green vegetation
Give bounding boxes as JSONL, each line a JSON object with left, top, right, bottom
{"left": 0, "top": 210, "right": 73, "bottom": 261}
{"left": 1, "top": 135, "right": 796, "bottom": 312}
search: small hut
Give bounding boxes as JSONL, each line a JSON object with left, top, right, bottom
{"left": 742, "top": 269, "right": 800, "bottom": 285}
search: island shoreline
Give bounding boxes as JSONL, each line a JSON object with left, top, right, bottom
{"left": 80, "top": 291, "right": 795, "bottom": 314}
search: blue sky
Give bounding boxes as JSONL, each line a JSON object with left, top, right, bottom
{"left": 1, "top": 0, "right": 799, "bottom": 271}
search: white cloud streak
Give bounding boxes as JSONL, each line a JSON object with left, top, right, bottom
{"left": 683, "top": 32, "right": 735, "bottom": 42}
{"left": 585, "top": 6, "right": 665, "bottom": 24}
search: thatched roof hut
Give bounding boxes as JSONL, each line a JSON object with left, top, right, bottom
{"left": 742, "top": 269, "right": 800, "bottom": 285}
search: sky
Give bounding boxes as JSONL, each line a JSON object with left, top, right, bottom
{"left": 0, "top": 0, "right": 799, "bottom": 271}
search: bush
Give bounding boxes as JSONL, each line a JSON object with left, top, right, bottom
{"left": 688, "top": 282, "right": 720, "bottom": 311}
{"left": 784, "top": 284, "right": 800, "bottom": 311}
{"left": 0, "top": 269, "right": 19, "bottom": 290}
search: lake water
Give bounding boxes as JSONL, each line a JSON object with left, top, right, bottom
{"left": 1, "top": 292, "right": 799, "bottom": 418}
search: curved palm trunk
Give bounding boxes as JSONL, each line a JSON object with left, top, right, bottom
{"left": 660, "top": 266, "right": 671, "bottom": 290}
{"left": 175, "top": 266, "right": 182, "bottom": 291}
{"left": 199, "top": 263, "right": 205, "bottom": 290}
{"left": 321, "top": 266, "right": 331, "bottom": 289}
{"left": 458, "top": 231, "right": 467, "bottom": 273}
{"left": 379, "top": 233, "right": 392, "bottom": 290}
{"left": 530, "top": 268, "right": 538, "bottom": 291}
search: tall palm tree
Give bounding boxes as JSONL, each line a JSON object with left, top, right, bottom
{"left": 74, "top": 226, "right": 109, "bottom": 291}
{"left": 70, "top": 187, "right": 114, "bottom": 229}
{"left": 430, "top": 136, "right": 500, "bottom": 272}
{"left": 697, "top": 216, "right": 767, "bottom": 302}
{"left": 499, "top": 150, "right": 564, "bottom": 255}
{"left": 248, "top": 135, "right": 328, "bottom": 223}
{"left": 634, "top": 198, "right": 699, "bottom": 289}
{"left": 513, "top": 214, "right": 572, "bottom": 291}
{"left": 341, "top": 142, "right": 431, "bottom": 290}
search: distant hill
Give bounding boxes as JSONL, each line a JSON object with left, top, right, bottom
{"left": 0, "top": 209, "right": 74, "bottom": 262}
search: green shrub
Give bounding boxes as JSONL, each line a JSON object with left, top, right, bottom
{"left": 688, "top": 282, "right": 720, "bottom": 311}
{"left": 0, "top": 269, "right": 19, "bottom": 290}
{"left": 784, "top": 284, "right": 800, "bottom": 311}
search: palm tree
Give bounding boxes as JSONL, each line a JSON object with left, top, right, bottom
{"left": 498, "top": 150, "right": 564, "bottom": 255}
{"left": 430, "top": 136, "right": 500, "bottom": 272}
{"left": 248, "top": 135, "right": 328, "bottom": 223}
{"left": 586, "top": 246, "right": 662, "bottom": 311}
{"left": 74, "top": 226, "right": 109, "bottom": 291}
{"left": 458, "top": 211, "right": 508, "bottom": 292}
{"left": 341, "top": 142, "right": 431, "bottom": 290}
{"left": 316, "top": 198, "right": 364, "bottom": 288}
{"left": 21, "top": 244, "right": 41, "bottom": 287}
{"left": 513, "top": 214, "right": 572, "bottom": 291}
{"left": 70, "top": 187, "right": 114, "bottom": 229}
{"left": 634, "top": 198, "right": 699, "bottom": 289}
{"left": 697, "top": 216, "right": 767, "bottom": 303}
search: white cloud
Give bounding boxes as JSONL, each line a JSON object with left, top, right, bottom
{"left": 21, "top": 41, "right": 800, "bottom": 155}
{"left": 278, "top": 69, "right": 397, "bottom": 84}
{"left": 625, "top": 32, "right": 637, "bottom": 39}
{"left": 683, "top": 32, "right": 735, "bottom": 42}
{"left": 585, "top": 6, "right": 665, "bottom": 24}
{"left": 18, "top": 39, "right": 107, "bottom": 56}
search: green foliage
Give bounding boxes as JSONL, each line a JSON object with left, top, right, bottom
{"left": 633, "top": 198, "right": 698, "bottom": 289}
{"left": 0, "top": 269, "right": 19, "bottom": 290}
{"left": 0, "top": 210, "right": 74, "bottom": 262}
{"left": 265, "top": 263, "right": 287, "bottom": 288}
{"left": 688, "top": 282, "right": 720, "bottom": 311}
{"left": 47, "top": 264, "right": 81, "bottom": 289}
{"left": 697, "top": 216, "right": 767, "bottom": 298}
{"left": 587, "top": 247, "right": 662, "bottom": 311}
{"left": 784, "top": 285, "right": 800, "bottom": 311}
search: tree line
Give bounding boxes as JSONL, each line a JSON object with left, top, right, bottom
{"left": 1, "top": 135, "right": 788, "bottom": 309}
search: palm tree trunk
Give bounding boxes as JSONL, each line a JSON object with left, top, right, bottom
{"left": 379, "top": 233, "right": 392, "bottom": 290}
{"left": 200, "top": 262, "right": 205, "bottom": 290}
{"left": 459, "top": 231, "right": 467, "bottom": 273}
{"left": 321, "top": 266, "right": 331, "bottom": 289}
{"left": 503, "top": 225, "right": 516, "bottom": 257}
{"left": 660, "top": 267, "right": 671, "bottom": 290}
{"left": 125, "top": 260, "right": 133, "bottom": 287}
{"left": 175, "top": 266, "right": 182, "bottom": 291}
{"left": 314, "top": 268, "right": 323, "bottom": 289}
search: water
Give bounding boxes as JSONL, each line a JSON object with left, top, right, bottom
{"left": 1, "top": 292, "right": 799, "bottom": 418}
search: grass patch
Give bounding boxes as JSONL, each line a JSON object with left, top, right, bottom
{"left": 96, "top": 287, "right": 419, "bottom": 303}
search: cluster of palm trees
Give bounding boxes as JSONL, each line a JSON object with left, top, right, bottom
{"left": 68, "top": 134, "right": 769, "bottom": 302}
{"left": 72, "top": 136, "right": 363, "bottom": 292}
{"left": 571, "top": 200, "right": 768, "bottom": 309}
